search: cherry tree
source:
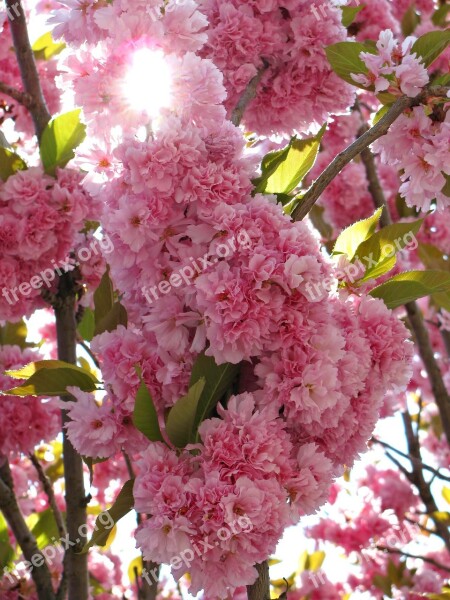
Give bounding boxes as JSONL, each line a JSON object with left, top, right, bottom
{"left": 0, "top": 0, "right": 449, "bottom": 599}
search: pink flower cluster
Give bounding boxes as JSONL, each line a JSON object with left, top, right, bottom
{"left": 0, "top": 13, "right": 60, "bottom": 136}
{"left": 134, "top": 394, "right": 333, "bottom": 598}
{"left": 55, "top": 1, "right": 414, "bottom": 596}
{"left": 0, "top": 345, "right": 59, "bottom": 455}
{"left": 0, "top": 167, "right": 98, "bottom": 321}
{"left": 374, "top": 105, "right": 450, "bottom": 212}
{"left": 199, "top": 0, "right": 355, "bottom": 135}
{"left": 352, "top": 30, "right": 429, "bottom": 96}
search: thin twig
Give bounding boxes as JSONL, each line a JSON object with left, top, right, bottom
{"left": 0, "top": 81, "right": 33, "bottom": 107}
{"left": 371, "top": 437, "right": 450, "bottom": 482}
{"left": 291, "top": 86, "right": 449, "bottom": 221}
{"left": 402, "top": 412, "right": 450, "bottom": 553}
{"left": 230, "top": 61, "right": 269, "bottom": 127}
{"left": 376, "top": 545, "right": 450, "bottom": 573}
{"left": 29, "top": 453, "right": 67, "bottom": 539}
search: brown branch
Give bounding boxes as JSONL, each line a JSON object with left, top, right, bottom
{"left": 29, "top": 453, "right": 67, "bottom": 540}
{"left": 376, "top": 545, "right": 450, "bottom": 573}
{"left": 0, "top": 80, "right": 33, "bottom": 108}
{"left": 5, "top": 0, "right": 50, "bottom": 139}
{"left": 371, "top": 437, "right": 450, "bottom": 482}
{"left": 291, "top": 86, "right": 449, "bottom": 222}
{"left": 247, "top": 561, "right": 270, "bottom": 600}
{"left": 405, "top": 301, "right": 450, "bottom": 447}
{"left": 230, "top": 61, "right": 268, "bottom": 127}
{"left": 54, "top": 272, "right": 89, "bottom": 600}
{"left": 0, "top": 460, "right": 56, "bottom": 600}
{"left": 355, "top": 111, "right": 450, "bottom": 449}
{"left": 402, "top": 412, "right": 450, "bottom": 553}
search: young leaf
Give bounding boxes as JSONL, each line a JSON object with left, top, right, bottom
{"left": 29, "top": 508, "right": 60, "bottom": 549}
{"left": 418, "top": 243, "right": 450, "bottom": 272}
{"left": 354, "top": 219, "right": 423, "bottom": 281}
{"left": 333, "top": 208, "right": 383, "bottom": 260}
{"left": 401, "top": 5, "right": 420, "bottom": 36}
{"left": 132, "top": 377, "right": 163, "bottom": 442}
{"left": 93, "top": 268, "right": 127, "bottom": 335}
{"left": 341, "top": 4, "right": 364, "bottom": 28}
{"left": 411, "top": 30, "right": 450, "bottom": 68}
{"left": 369, "top": 270, "right": 450, "bottom": 309}
{"left": 325, "top": 41, "right": 375, "bottom": 88}
{"left": 32, "top": 32, "right": 66, "bottom": 60}
{"left": 4, "top": 360, "right": 99, "bottom": 396}
{"left": 78, "top": 307, "right": 95, "bottom": 342}
{"left": 0, "top": 319, "right": 31, "bottom": 349}
{"left": 190, "top": 353, "right": 240, "bottom": 438}
{"left": 39, "top": 109, "right": 86, "bottom": 176}
{"left": 254, "top": 127, "right": 326, "bottom": 195}
{"left": 0, "top": 148, "right": 27, "bottom": 181}
{"left": 166, "top": 378, "right": 206, "bottom": 447}
{"left": 0, "top": 513, "right": 14, "bottom": 568}
{"left": 81, "top": 479, "right": 134, "bottom": 553}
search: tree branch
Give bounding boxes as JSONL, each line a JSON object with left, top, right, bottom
{"left": 29, "top": 453, "right": 67, "bottom": 540}
{"left": 371, "top": 437, "right": 450, "bottom": 482}
{"left": 0, "top": 459, "right": 56, "bottom": 600}
{"left": 376, "top": 545, "right": 450, "bottom": 573}
{"left": 5, "top": 0, "right": 50, "bottom": 139}
{"left": 247, "top": 561, "right": 270, "bottom": 600}
{"left": 230, "top": 61, "right": 268, "bottom": 127}
{"left": 405, "top": 301, "right": 450, "bottom": 447}
{"left": 54, "top": 272, "right": 89, "bottom": 600}
{"left": 291, "top": 87, "right": 449, "bottom": 222}
{"left": 402, "top": 412, "right": 450, "bottom": 553}
{"left": 0, "top": 80, "right": 33, "bottom": 108}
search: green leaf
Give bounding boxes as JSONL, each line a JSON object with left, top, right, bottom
{"left": 418, "top": 243, "right": 450, "bottom": 272}
{"left": 29, "top": 509, "right": 59, "bottom": 549}
{"left": 443, "top": 487, "right": 450, "bottom": 505}
{"left": 4, "top": 360, "right": 99, "bottom": 396}
{"left": 306, "top": 551, "right": 326, "bottom": 572}
{"left": 132, "top": 376, "right": 163, "bottom": 442}
{"left": 128, "top": 556, "right": 143, "bottom": 584}
{"left": 325, "top": 41, "right": 375, "bottom": 88}
{"left": 190, "top": 353, "right": 240, "bottom": 439}
{"left": 373, "top": 105, "right": 389, "bottom": 125}
{"left": 333, "top": 208, "right": 383, "bottom": 260}
{"left": 432, "top": 4, "right": 450, "bottom": 27}
{"left": 341, "top": 4, "right": 364, "bottom": 28}
{"left": 0, "top": 513, "right": 14, "bottom": 569}
{"left": 411, "top": 29, "right": 450, "bottom": 68}
{"left": 81, "top": 479, "right": 134, "bottom": 553}
{"left": 93, "top": 268, "right": 127, "bottom": 335}
{"left": 78, "top": 307, "right": 95, "bottom": 342}
{"left": 441, "top": 174, "right": 450, "bottom": 198}
{"left": 253, "top": 128, "right": 326, "bottom": 195}
{"left": 401, "top": 5, "right": 421, "bottom": 36}
{"left": 0, "top": 148, "right": 27, "bottom": 181}
{"left": 166, "top": 378, "right": 206, "bottom": 448}
{"left": 354, "top": 219, "right": 423, "bottom": 281}
{"left": 0, "top": 319, "right": 32, "bottom": 349}
{"left": 32, "top": 32, "right": 66, "bottom": 60}
{"left": 39, "top": 109, "right": 86, "bottom": 176}
{"left": 369, "top": 270, "right": 450, "bottom": 309}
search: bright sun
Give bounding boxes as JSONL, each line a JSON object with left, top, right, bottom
{"left": 123, "top": 48, "right": 172, "bottom": 117}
